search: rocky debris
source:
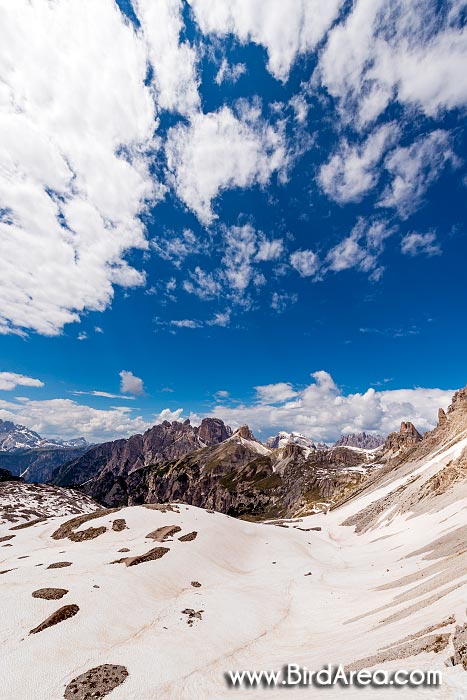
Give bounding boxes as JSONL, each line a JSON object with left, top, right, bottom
{"left": 52, "top": 510, "right": 116, "bottom": 542}
{"left": 32, "top": 588, "right": 68, "bottom": 600}
{"left": 111, "top": 518, "right": 127, "bottom": 532}
{"left": 47, "top": 562, "right": 72, "bottom": 569}
{"left": 146, "top": 525, "right": 181, "bottom": 541}
{"left": 112, "top": 546, "right": 170, "bottom": 567}
{"left": 63, "top": 664, "right": 128, "bottom": 700}
{"left": 118, "top": 547, "right": 130, "bottom": 552}
{"left": 334, "top": 433, "right": 385, "bottom": 449}
{"left": 451, "top": 623, "right": 467, "bottom": 669}
{"left": 191, "top": 581, "right": 201, "bottom": 587}
{"left": 10, "top": 516, "right": 47, "bottom": 530}
{"left": 182, "top": 608, "right": 203, "bottom": 626}
{"left": 53, "top": 417, "right": 232, "bottom": 489}
{"left": 29, "top": 604, "right": 79, "bottom": 634}
{"left": 0, "top": 481, "right": 99, "bottom": 528}
{"left": 0, "top": 534, "right": 15, "bottom": 542}
{"left": 179, "top": 531, "right": 197, "bottom": 542}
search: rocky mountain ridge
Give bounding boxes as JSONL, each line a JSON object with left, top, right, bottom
{"left": 0, "top": 419, "right": 89, "bottom": 452}
{"left": 334, "top": 432, "right": 385, "bottom": 449}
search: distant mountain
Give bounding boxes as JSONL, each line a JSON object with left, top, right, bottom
{"left": 0, "top": 447, "right": 91, "bottom": 483}
{"left": 334, "top": 432, "right": 385, "bottom": 450}
{"left": 53, "top": 417, "right": 232, "bottom": 488}
{"left": 265, "top": 431, "right": 316, "bottom": 451}
{"left": 0, "top": 419, "right": 89, "bottom": 452}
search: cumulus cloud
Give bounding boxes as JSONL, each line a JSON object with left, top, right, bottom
{"left": 318, "top": 0, "right": 467, "bottom": 126}
{"left": 208, "top": 370, "right": 454, "bottom": 440}
{"left": 401, "top": 231, "right": 442, "bottom": 257}
{"left": 154, "top": 407, "right": 184, "bottom": 423}
{"left": 378, "top": 130, "right": 458, "bottom": 218}
{"left": 165, "top": 106, "right": 287, "bottom": 223}
{"left": 318, "top": 123, "right": 399, "bottom": 203}
{"left": 133, "top": 0, "right": 199, "bottom": 115}
{"left": 0, "top": 372, "right": 44, "bottom": 391}
{"left": 255, "top": 382, "right": 298, "bottom": 403}
{"left": 190, "top": 0, "right": 344, "bottom": 81}
{"left": 0, "top": 397, "right": 151, "bottom": 441}
{"left": 0, "top": 0, "right": 160, "bottom": 336}
{"left": 119, "top": 370, "right": 145, "bottom": 396}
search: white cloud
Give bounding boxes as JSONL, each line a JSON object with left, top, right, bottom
{"left": 318, "top": 0, "right": 467, "bottom": 126}
{"left": 165, "top": 106, "right": 287, "bottom": 223}
{"left": 0, "top": 0, "right": 161, "bottom": 336}
{"left": 289, "top": 249, "right": 319, "bottom": 277}
{"left": 70, "top": 391, "right": 135, "bottom": 400}
{"left": 325, "top": 218, "right": 395, "bottom": 277}
{"left": 151, "top": 228, "right": 207, "bottom": 268}
{"left": 401, "top": 231, "right": 442, "bottom": 257}
{"left": 190, "top": 0, "right": 344, "bottom": 81}
{"left": 318, "top": 123, "right": 399, "bottom": 203}
{"left": 255, "top": 239, "right": 284, "bottom": 261}
{"left": 154, "top": 407, "right": 184, "bottom": 423}
{"left": 215, "top": 59, "right": 246, "bottom": 85}
{"left": 0, "top": 397, "right": 151, "bottom": 441}
{"left": 77, "top": 332, "right": 88, "bottom": 341}
{"left": 208, "top": 370, "right": 454, "bottom": 440}
{"left": 119, "top": 370, "right": 145, "bottom": 396}
{"left": 378, "top": 130, "right": 458, "bottom": 218}
{"left": 133, "top": 0, "right": 199, "bottom": 115}
{"left": 271, "top": 291, "right": 298, "bottom": 313}
{"left": 170, "top": 319, "right": 203, "bottom": 329}
{"left": 207, "top": 310, "right": 231, "bottom": 327}
{"left": 183, "top": 267, "right": 222, "bottom": 299}
{"left": 0, "top": 372, "right": 44, "bottom": 391}
{"left": 255, "top": 382, "right": 298, "bottom": 403}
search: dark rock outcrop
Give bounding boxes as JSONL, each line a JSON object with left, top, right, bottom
{"left": 0, "top": 446, "right": 89, "bottom": 483}
{"left": 0, "top": 468, "right": 22, "bottom": 482}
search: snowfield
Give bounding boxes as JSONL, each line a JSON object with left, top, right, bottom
{"left": 1, "top": 434, "right": 467, "bottom": 699}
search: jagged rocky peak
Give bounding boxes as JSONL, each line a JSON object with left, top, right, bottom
{"left": 447, "top": 384, "right": 467, "bottom": 414}
{"left": 334, "top": 432, "right": 385, "bottom": 450}
{"left": 198, "top": 417, "right": 232, "bottom": 445}
{"left": 282, "top": 442, "right": 305, "bottom": 459}
{"left": 234, "top": 425, "right": 257, "bottom": 441}
{"left": 384, "top": 421, "right": 422, "bottom": 455}
{"left": 438, "top": 407, "right": 448, "bottom": 427}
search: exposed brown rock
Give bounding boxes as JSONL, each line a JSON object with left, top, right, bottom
{"left": 47, "top": 561, "right": 72, "bottom": 569}
{"left": 451, "top": 623, "right": 467, "bottom": 669}
{"left": 179, "top": 531, "right": 197, "bottom": 542}
{"left": 30, "top": 604, "right": 79, "bottom": 634}
{"left": 64, "top": 664, "right": 128, "bottom": 700}
{"left": 51, "top": 509, "right": 116, "bottom": 542}
{"left": 112, "top": 546, "right": 170, "bottom": 567}
{"left": 32, "top": 588, "right": 68, "bottom": 600}
{"left": 146, "top": 525, "right": 181, "bottom": 541}
{"left": 111, "top": 518, "right": 127, "bottom": 532}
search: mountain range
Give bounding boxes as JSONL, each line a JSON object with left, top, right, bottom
{"left": 1, "top": 383, "right": 467, "bottom": 699}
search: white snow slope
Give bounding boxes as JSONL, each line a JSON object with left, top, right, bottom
{"left": 1, "top": 435, "right": 467, "bottom": 699}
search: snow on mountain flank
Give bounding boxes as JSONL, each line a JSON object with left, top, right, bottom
{"left": 1, "top": 387, "right": 467, "bottom": 698}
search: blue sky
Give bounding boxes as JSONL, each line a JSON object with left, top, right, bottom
{"left": 0, "top": 0, "right": 466, "bottom": 441}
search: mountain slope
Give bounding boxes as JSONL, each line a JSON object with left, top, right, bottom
{"left": 0, "top": 446, "right": 90, "bottom": 483}
{"left": 2, "top": 381, "right": 467, "bottom": 700}
{"left": 77, "top": 424, "right": 382, "bottom": 518}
